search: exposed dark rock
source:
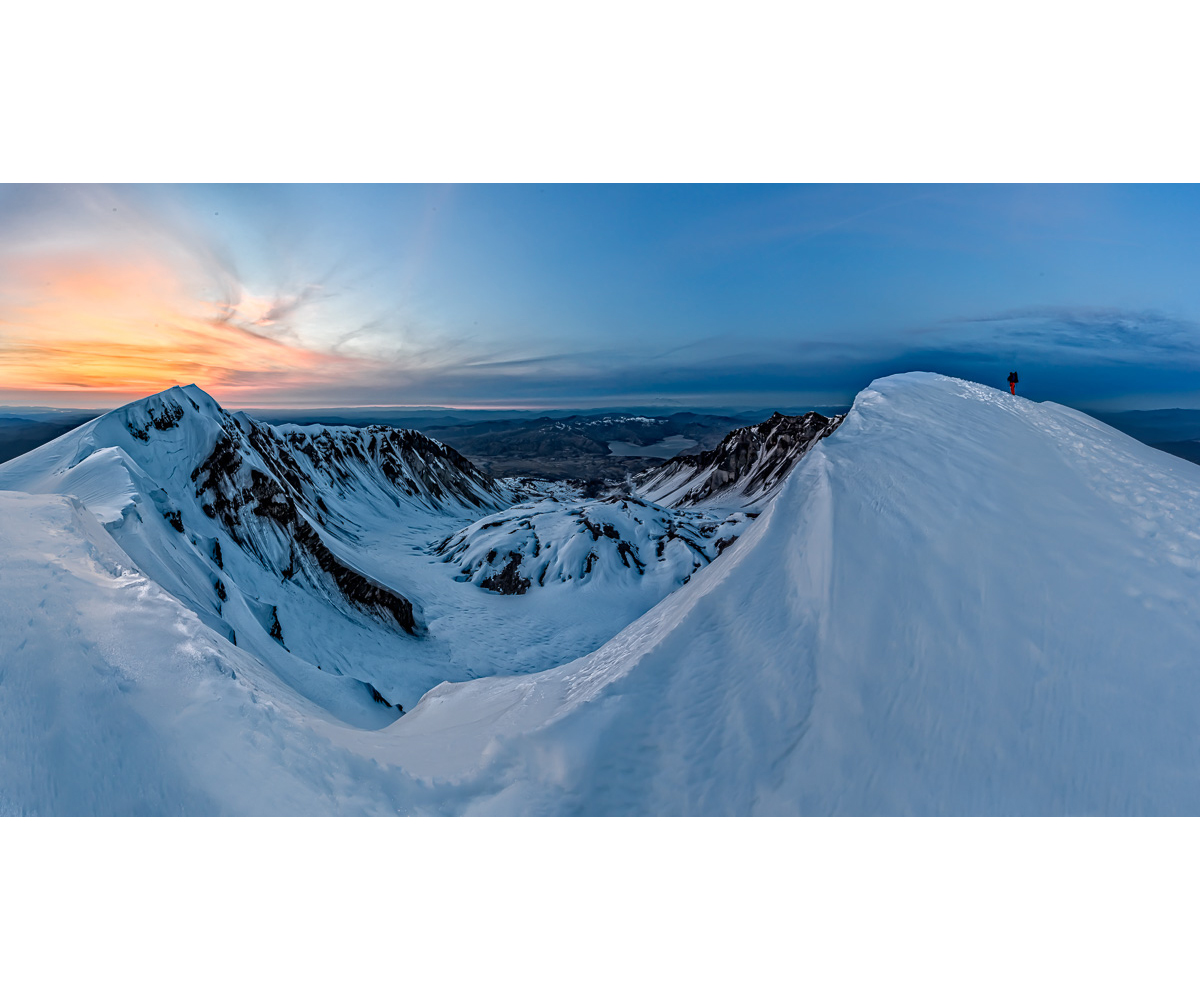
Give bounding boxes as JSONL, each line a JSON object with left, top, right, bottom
{"left": 616, "top": 540, "right": 645, "bottom": 573}
{"left": 479, "top": 551, "right": 530, "bottom": 595}
{"left": 365, "top": 682, "right": 393, "bottom": 707}
{"left": 191, "top": 432, "right": 245, "bottom": 523}
{"left": 246, "top": 468, "right": 296, "bottom": 523}
{"left": 214, "top": 579, "right": 227, "bottom": 601}
{"left": 292, "top": 520, "right": 419, "bottom": 632}
{"left": 163, "top": 510, "right": 184, "bottom": 533}
{"left": 211, "top": 538, "right": 223, "bottom": 569}
{"left": 637, "top": 410, "right": 844, "bottom": 506}
{"left": 150, "top": 400, "right": 185, "bottom": 431}
{"left": 191, "top": 425, "right": 421, "bottom": 634}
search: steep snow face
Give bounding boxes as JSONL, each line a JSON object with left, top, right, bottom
{"left": 0, "top": 385, "right": 510, "bottom": 721}
{"left": 433, "top": 495, "right": 754, "bottom": 594}
{"left": 636, "top": 410, "right": 843, "bottom": 508}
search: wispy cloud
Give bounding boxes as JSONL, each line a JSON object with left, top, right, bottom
{"left": 923, "top": 306, "right": 1200, "bottom": 364}
{"left": 0, "top": 186, "right": 414, "bottom": 402}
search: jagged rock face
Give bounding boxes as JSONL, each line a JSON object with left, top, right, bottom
{"left": 186, "top": 416, "right": 477, "bottom": 634}
{"left": 637, "top": 410, "right": 844, "bottom": 507}
{"left": 271, "top": 423, "right": 503, "bottom": 517}
{"left": 126, "top": 398, "right": 186, "bottom": 439}
{"left": 19, "top": 385, "right": 507, "bottom": 645}
{"left": 434, "top": 495, "right": 756, "bottom": 594}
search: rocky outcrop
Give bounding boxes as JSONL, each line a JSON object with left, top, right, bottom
{"left": 637, "top": 410, "right": 844, "bottom": 507}
{"left": 436, "top": 495, "right": 753, "bottom": 594}
{"left": 191, "top": 431, "right": 419, "bottom": 634}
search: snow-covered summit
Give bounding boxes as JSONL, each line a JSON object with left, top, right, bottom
{"left": 0, "top": 384, "right": 511, "bottom": 722}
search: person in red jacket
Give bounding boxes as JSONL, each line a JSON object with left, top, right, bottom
{"left": 1007, "top": 371, "right": 1019, "bottom": 395}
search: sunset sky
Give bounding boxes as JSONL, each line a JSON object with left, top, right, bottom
{"left": 4, "top": 183, "right": 1200, "bottom": 411}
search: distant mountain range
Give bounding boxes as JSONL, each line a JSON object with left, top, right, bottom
{"left": 0, "top": 412, "right": 101, "bottom": 463}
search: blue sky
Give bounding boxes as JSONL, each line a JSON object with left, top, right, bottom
{"left": 3, "top": 183, "right": 1200, "bottom": 410}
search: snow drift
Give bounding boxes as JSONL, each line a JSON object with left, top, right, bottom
{"left": 6, "top": 372, "right": 1200, "bottom": 814}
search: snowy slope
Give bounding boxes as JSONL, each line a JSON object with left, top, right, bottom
{"left": 381, "top": 373, "right": 1200, "bottom": 814}
{"left": 8, "top": 372, "right": 1200, "bottom": 814}
{"left": 0, "top": 491, "right": 428, "bottom": 815}
{"left": 0, "top": 385, "right": 722, "bottom": 719}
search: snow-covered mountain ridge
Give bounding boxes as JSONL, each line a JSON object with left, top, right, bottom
{"left": 6, "top": 372, "right": 1200, "bottom": 814}
{"left": 0, "top": 385, "right": 512, "bottom": 720}
{"left": 395, "top": 373, "right": 1200, "bottom": 813}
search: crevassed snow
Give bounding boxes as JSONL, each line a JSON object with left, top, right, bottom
{"left": 7, "top": 372, "right": 1200, "bottom": 814}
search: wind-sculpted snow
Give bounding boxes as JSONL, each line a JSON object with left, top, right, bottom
{"left": 432, "top": 495, "right": 754, "bottom": 594}
{"left": 386, "top": 374, "right": 1200, "bottom": 814}
{"left": 0, "top": 385, "right": 510, "bottom": 723}
{"left": 9, "top": 373, "right": 1200, "bottom": 814}
{"left": 636, "top": 409, "right": 843, "bottom": 508}
{"left": 0, "top": 491, "right": 430, "bottom": 815}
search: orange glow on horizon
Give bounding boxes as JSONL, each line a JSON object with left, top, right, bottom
{"left": 0, "top": 253, "right": 357, "bottom": 400}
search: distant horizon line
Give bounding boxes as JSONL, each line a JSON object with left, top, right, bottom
{"left": 3, "top": 377, "right": 1200, "bottom": 416}
{"left": 0, "top": 385, "right": 858, "bottom": 414}
{"left": 0, "top": 398, "right": 856, "bottom": 415}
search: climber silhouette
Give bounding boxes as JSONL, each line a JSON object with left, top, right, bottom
{"left": 1007, "top": 371, "right": 1019, "bottom": 395}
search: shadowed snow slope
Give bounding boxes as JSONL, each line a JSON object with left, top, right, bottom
{"left": 5, "top": 372, "right": 1200, "bottom": 814}
{"left": 389, "top": 373, "right": 1200, "bottom": 814}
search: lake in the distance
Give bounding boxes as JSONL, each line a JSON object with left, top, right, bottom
{"left": 607, "top": 435, "right": 698, "bottom": 458}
